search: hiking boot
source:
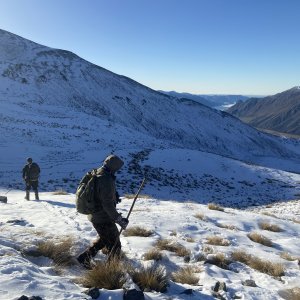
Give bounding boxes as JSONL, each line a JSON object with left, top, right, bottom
{"left": 77, "top": 252, "right": 93, "bottom": 269}
{"left": 25, "top": 191, "right": 30, "bottom": 201}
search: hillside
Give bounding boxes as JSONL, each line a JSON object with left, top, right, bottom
{"left": 0, "top": 29, "right": 300, "bottom": 206}
{"left": 227, "top": 87, "right": 300, "bottom": 135}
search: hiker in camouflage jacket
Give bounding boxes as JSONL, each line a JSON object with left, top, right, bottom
{"left": 22, "top": 157, "right": 40, "bottom": 201}
{"left": 77, "top": 154, "right": 128, "bottom": 268}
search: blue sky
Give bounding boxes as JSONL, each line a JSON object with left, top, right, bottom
{"left": 0, "top": 0, "right": 299, "bottom": 95}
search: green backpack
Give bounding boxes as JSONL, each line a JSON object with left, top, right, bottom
{"left": 75, "top": 169, "right": 100, "bottom": 214}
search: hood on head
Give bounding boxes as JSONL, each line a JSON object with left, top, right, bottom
{"left": 103, "top": 155, "right": 124, "bottom": 173}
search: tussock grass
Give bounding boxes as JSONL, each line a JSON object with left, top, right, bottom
{"left": 154, "top": 239, "right": 190, "bottom": 257}
{"left": 208, "top": 203, "right": 224, "bottom": 211}
{"left": 278, "top": 287, "right": 300, "bottom": 300}
{"left": 203, "top": 245, "right": 214, "bottom": 254}
{"left": 185, "top": 237, "right": 195, "bottom": 243}
{"left": 261, "top": 212, "right": 279, "bottom": 218}
{"left": 123, "top": 226, "right": 154, "bottom": 237}
{"left": 129, "top": 264, "right": 168, "bottom": 292}
{"left": 194, "top": 213, "right": 206, "bottom": 221}
{"left": 206, "top": 236, "right": 230, "bottom": 246}
{"left": 124, "top": 193, "right": 151, "bottom": 199}
{"left": 79, "top": 257, "right": 127, "bottom": 289}
{"left": 231, "top": 250, "right": 284, "bottom": 277}
{"left": 52, "top": 189, "right": 68, "bottom": 195}
{"left": 259, "top": 222, "right": 283, "bottom": 232}
{"left": 36, "top": 237, "right": 75, "bottom": 266}
{"left": 170, "top": 230, "right": 177, "bottom": 236}
{"left": 280, "top": 252, "right": 298, "bottom": 261}
{"left": 172, "top": 266, "right": 200, "bottom": 285}
{"left": 291, "top": 218, "right": 300, "bottom": 224}
{"left": 205, "top": 253, "right": 231, "bottom": 270}
{"left": 144, "top": 248, "right": 163, "bottom": 261}
{"left": 247, "top": 232, "right": 273, "bottom": 247}
{"left": 216, "top": 223, "right": 238, "bottom": 230}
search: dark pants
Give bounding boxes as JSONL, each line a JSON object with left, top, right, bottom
{"left": 88, "top": 222, "right": 121, "bottom": 257}
{"left": 25, "top": 180, "right": 39, "bottom": 200}
{"left": 25, "top": 180, "right": 38, "bottom": 191}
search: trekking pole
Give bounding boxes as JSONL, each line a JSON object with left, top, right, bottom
{"left": 107, "top": 177, "right": 146, "bottom": 261}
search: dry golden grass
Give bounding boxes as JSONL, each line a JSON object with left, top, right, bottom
{"left": 278, "top": 287, "right": 300, "bottom": 300}
{"left": 205, "top": 253, "right": 231, "bottom": 270}
{"left": 216, "top": 223, "right": 238, "bottom": 230}
{"left": 143, "top": 248, "right": 163, "bottom": 261}
{"left": 124, "top": 193, "right": 152, "bottom": 199}
{"left": 171, "top": 266, "right": 200, "bottom": 285}
{"left": 208, "top": 203, "right": 224, "bottom": 211}
{"left": 291, "top": 218, "right": 300, "bottom": 224}
{"left": 123, "top": 226, "right": 154, "bottom": 237}
{"left": 79, "top": 258, "right": 127, "bottom": 289}
{"left": 129, "top": 264, "right": 168, "bottom": 292}
{"left": 203, "top": 245, "right": 214, "bottom": 254}
{"left": 247, "top": 232, "right": 273, "bottom": 247}
{"left": 280, "top": 252, "right": 298, "bottom": 261}
{"left": 206, "top": 236, "right": 230, "bottom": 246}
{"left": 154, "top": 239, "right": 190, "bottom": 257}
{"left": 185, "top": 237, "right": 195, "bottom": 243}
{"left": 194, "top": 213, "right": 206, "bottom": 221}
{"left": 52, "top": 189, "right": 69, "bottom": 195}
{"left": 231, "top": 250, "right": 284, "bottom": 277}
{"left": 36, "top": 237, "right": 75, "bottom": 266}
{"left": 259, "top": 222, "right": 283, "bottom": 232}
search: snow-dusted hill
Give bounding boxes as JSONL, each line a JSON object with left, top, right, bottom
{"left": 0, "top": 29, "right": 299, "bottom": 206}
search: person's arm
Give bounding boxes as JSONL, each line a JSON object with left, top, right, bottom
{"left": 100, "top": 177, "right": 120, "bottom": 221}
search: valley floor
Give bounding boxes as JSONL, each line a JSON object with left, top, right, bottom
{"left": 0, "top": 190, "right": 299, "bottom": 300}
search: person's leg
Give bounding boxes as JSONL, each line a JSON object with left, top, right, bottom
{"left": 25, "top": 182, "right": 31, "bottom": 200}
{"left": 102, "top": 223, "right": 121, "bottom": 258}
{"left": 32, "top": 181, "right": 39, "bottom": 200}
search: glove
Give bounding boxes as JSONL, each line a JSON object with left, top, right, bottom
{"left": 116, "top": 215, "right": 129, "bottom": 230}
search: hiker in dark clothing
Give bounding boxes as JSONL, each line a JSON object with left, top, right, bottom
{"left": 22, "top": 157, "right": 40, "bottom": 200}
{"left": 77, "top": 154, "right": 129, "bottom": 268}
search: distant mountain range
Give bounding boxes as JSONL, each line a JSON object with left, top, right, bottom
{"left": 227, "top": 87, "right": 300, "bottom": 135}
{"left": 160, "top": 90, "right": 249, "bottom": 109}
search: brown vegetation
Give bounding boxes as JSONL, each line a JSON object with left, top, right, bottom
{"left": 155, "top": 239, "right": 190, "bottom": 257}
{"left": 194, "top": 213, "right": 206, "bottom": 221}
{"left": 208, "top": 203, "right": 225, "bottom": 211}
{"left": 206, "top": 236, "right": 230, "bottom": 246}
{"left": 123, "top": 226, "right": 154, "bottom": 237}
{"left": 231, "top": 250, "right": 284, "bottom": 277}
{"left": 259, "top": 222, "right": 283, "bottom": 232}
{"left": 143, "top": 248, "right": 163, "bottom": 261}
{"left": 171, "top": 266, "right": 200, "bottom": 285}
{"left": 247, "top": 232, "right": 273, "bottom": 247}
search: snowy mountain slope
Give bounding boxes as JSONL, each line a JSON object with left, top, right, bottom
{"left": 0, "top": 28, "right": 300, "bottom": 207}
{"left": 0, "top": 191, "right": 299, "bottom": 299}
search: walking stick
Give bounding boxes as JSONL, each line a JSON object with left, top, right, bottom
{"left": 107, "top": 177, "right": 146, "bottom": 261}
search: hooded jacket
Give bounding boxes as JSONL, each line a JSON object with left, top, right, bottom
{"left": 88, "top": 155, "right": 124, "bottom": 224}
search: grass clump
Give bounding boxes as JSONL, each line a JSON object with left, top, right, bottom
{"left": 144, "top": 248, "right": 163, "bottom": 261}
{"left": 206, "top": 236, "right": 230, "bottom": 246}
{"left": 278, "top": 287, "right": 300, "bottom": 300}
{"left": 259, "top": 222, "right": 283, "bottom": 232}
{"left": 208, "top": 203, "right": 224, "bottom": 212}
{"left": 123, "top": 226, "right": 154, "bottom": 237}
{"left": 194, "top": 213, "right": 206, "bottom": 221}
{"left": 124, "top": 193, "right": 151, "bottom": 199}
{"left": 231, "top": 250, "right": 284, "bottom": 277}
{"left": 216, "top": 223, "right": 238, "bottom": 230}
{"left": 79, "top": 258, "right": 127, "bottom": 289}
{"left": 280, "top": 252, "right": 298, "bottom": 261}
{"left": 52, "top": 189, "right": 69, "bottom": 195}
{"left": 129, "top": 264, "right": 168, "bottom": 292}
{"left": 205, "top": 253, "right": 231, "bottom": 270}
{"left": 36, "top": 237, "right": 74, "bottom": 266}
{"left": 155, "top": 239, "right": 190, "bottom": 257}
{"left": 172, "top": 266, "right": 200, "bottom": 285}
{"left": 247, "top": 232, "right": 273, "bottom": 247}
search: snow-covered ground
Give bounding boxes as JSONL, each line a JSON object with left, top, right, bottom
{"left": 0, "top": 190, "right": 299, "bottom": 300}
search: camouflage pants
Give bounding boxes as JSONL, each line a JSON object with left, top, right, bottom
{"left": 88, "top": 222, "right": 121, "bottom": 257}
